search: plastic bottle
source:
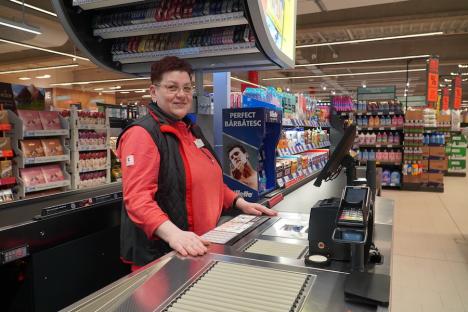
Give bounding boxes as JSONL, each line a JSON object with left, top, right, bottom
{"left": 382, "top": 170, "right": 391, "bottom": 185}
{"left": 362, "top": 149, "right": 369, "bottom": 161}
{"left": 382, "top": 149, "right": 389, "bottom": 161}
{"left": 376, "top": 132, "right": 382, "bottom": 144}
{"left": 391, "top": 171, "right": 401, "bottom": 185}
{"left": 369, "top": 149, "right": 376, "bottom": 161}
{"left": 371, "top": 133, "right": 377, "bottom": 145}
{"left": 368, "top": 116, "right": 374, "bottom": 127}
{"left": 382, "top": 132, "right": 388, "bottom": 145}
{"left": 388, "top": 132, "right": 394, "bottom": 144}
{"left": 374, "top": 116, "right": 380, "bottom": 127}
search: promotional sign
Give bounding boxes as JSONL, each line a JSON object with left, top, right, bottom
{"left": 357, "top": 86, "right": 396, "bottom": 101}
{"left": 442, "top": 87, "right": 450, "bottom": 110}
{"left": 223, "top": 107, "right": 281, "bottom": 201}
{"left": 451, "top": 75, "right": 462, "bottom": 109}
{"left": 0, "top": 82, "right": 15, "bottom": 110}
{"left": 426, "top": 57, "right": 439, "bottom": 108}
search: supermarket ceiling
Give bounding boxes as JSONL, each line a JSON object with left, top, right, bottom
{"left": 0, "top": 0, "right": 467, "bottom": 103}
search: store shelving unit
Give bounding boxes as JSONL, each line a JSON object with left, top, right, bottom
{"left": 69, "top": 108, "right": 111, "bottom": 190}
{"left": 0, "top": 111, "right": 16, "bottom": 201}
{"left": 8, "top": 111, "right": 71, "bottom": 198}
{"left": 94, "top": 12, "right": 248, "bottom": 39}
{"left": 277, "top": 141, "right": 331, "bottom": 157}
{"left": 282, "top": 118, "right": 330, "bottom": 128}
{"left": 446, "top": 131, "right": 467, "bottom": 177}
{"left": 73, "top": 0, "right": 144, "bottom": 10}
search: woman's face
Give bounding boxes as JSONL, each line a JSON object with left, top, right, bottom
{"left": 150, "top": 71, "right": 193, "bottom": 119}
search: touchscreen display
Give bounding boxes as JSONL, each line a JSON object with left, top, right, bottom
{"left": 344, "top": 187, "right": 367, "bottom": 204}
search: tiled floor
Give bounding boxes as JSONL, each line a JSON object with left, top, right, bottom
{"left": 384, "top": 176, "right": 468, "bottom": 312}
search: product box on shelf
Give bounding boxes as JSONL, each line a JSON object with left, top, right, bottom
{"left": 0, "top": 189, "right": 14, "bottom": 202}
{"left": 406, "top": 110, "right": 424, "bottom": 121}
{"left": 422, "top": 159, "right": 429, "bottom": 170}
{"left": 20, "top": 139, "right": 45, "bottom": 158}
{"left": 39, "top": 111, "right": 62, "bottom": 130}
{"left": 0, "top": 137, "right": 12, "bottom": 151}
{"left": 429, "top": 146, "right": 446, "bottom": 158}
{"left": 41, "top": 139, "right": 65, "bottom": 156}
{"left": 20, "top": 167, "right": 46, "bottom": 186}
{"left": 17, "top": 110, "right": 43, "bottom": 131}
{"left": 448, "top": 160, "right": 466, "bottom": 171}
{"left": 1, "top": 160, "right": 13, "bottom": 178}
{"left": 420, "top": 172, "right": 430, "bottom": 183}
{"left": 403, "top": 175, "right": 421, "bottom": 184}
{"left": 448, "top": 147, "right": 466, "bottom": 158}
{"left": 429, "top": 159, "right": 448, "bottom": 171}
{"left": 41, "top": 164, "right": 65, "bottom": 183}
{"left": 421, "top": 146, "right": 430, "bottom": 157}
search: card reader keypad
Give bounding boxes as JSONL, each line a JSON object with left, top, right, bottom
{"left": 339, "top": 209, "right": 363, "bottom": 222}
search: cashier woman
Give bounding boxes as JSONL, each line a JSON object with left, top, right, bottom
{"left": 117, "top": 56, "right": 277, "bottom": 270}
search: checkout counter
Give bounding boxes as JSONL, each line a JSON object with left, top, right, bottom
{"left": 58, "top": 172, "right": 394, "bottom": 312}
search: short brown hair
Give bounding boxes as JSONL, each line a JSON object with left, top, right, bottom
{"left": 150, "top": 56, "right": 193, "bottom": 84}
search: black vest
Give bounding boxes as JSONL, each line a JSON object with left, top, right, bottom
{"left": 117, "top": 103, "right": 218, "bottom": 266}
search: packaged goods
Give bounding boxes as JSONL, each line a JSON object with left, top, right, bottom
{"left": 41, "top": 165, "right": 65, "bottom": 183}
{"left": 39, "top": 111, "right": 62, "bottom": 130}
{"left": 21, "top": 139, "right": 45, "bottom": 157}
{"left": 17, "top": 110, "right": 43, "bottom": 131}
{"left": 20, "top": 167, "right": 46, "bottom": 186}
{"left": 41, "top": 139, "right": 65, "bottom": 156}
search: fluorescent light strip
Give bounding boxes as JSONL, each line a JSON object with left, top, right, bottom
{"left": 50, "top": 77, "right": 149, "bottom": 86}
{"left": 297, "top": 32, "right": 443, "bottom": 48}
{"left": 0, "top": 18, "right": 41, "bottom": 35}
{"left": 0, "top": 38, "right": 89, "bottom": 61}
{"left": 0, "top": 64, "right": 79, "bottom": 75}
{"left": 10, "top": 0, "right": 57, "bottom": 17}
{"left": 102, "top": 88, "right": 149, "bottom": 93}
{"left": 295, "top": 55, "right": 430, "bottom": 67}
{"left": 230, "top": 76, "right": 267, "bottom": 89}
{"left": 263, "top": 68, "right": 426, "bottom": 81}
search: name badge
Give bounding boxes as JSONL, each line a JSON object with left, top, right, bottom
{"left": 194, "top": 139, "right": 205, "bottom": 148}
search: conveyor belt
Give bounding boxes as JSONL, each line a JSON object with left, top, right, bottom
{"left": 164, "top": 261, "right": 312, "bottom": 312}
{"left": 243, "top": 239, "right": 308, "bottom": 259}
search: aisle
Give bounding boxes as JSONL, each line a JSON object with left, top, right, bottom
{"left": 384, "top": 176, "right": 468, "bottom": 312}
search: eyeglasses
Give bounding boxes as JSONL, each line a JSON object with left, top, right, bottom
{"left": 155, "top": 83, "right": 193, "bottom": 95}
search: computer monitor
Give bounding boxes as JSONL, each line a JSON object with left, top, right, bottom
{"left": 314, "top": 124, "right": 357, "bottom": 187}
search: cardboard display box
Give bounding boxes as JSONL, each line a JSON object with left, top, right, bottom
{"left": 429, "top": 159, "right": 448, "bottom": 171}
{"left": 422, "top": 146, "right": 430, "bottom": 157}
{"left": 430, "top": 146, "right": 446, "bottom": 158}
{"left": 447, "top": 147, "right": 466, "bottom": 158}
{"left": 406, "top": 110, "right": 423, "bottom": 120}
{"left": 448, "top": 159, "right": 466, "bottom": 171}
{"left": 428, "top": 172, "right": 444, "bottom": 184}
{"left": 420, "top": 172, "right": 430, "bottom": 183}
{"left": 422, "top": 159, "right": 429, "bottom": 170}
{"left": 403, "top": 175, "right": 421, "bottom": 184}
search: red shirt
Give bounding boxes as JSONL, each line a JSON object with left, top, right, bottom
{"left": 117, "top": 121, "right": 238, "bottom": 240}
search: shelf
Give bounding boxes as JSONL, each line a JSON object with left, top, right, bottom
{"left": 341, "top": 111, "right": 403, "bottom": 116}
{"left": 23, "top": 155, "right": 70, "bottom": 166}
{"left": 277, "top": 141, "right": 330, "bottom": 156}
{"left": 94, "top": 12, "right": 247, "bottom": 39}
{"left": 281, "top": 118, "right": 329, "bottom": 128}
{"left": 113, "top": 42, "right": 258, "bottom": 64}
{"left": 23, "top": 129, "right": 69, "bottom": 138}
{"left": 77, "top": 124, "right": 108, "bottom": 130}
{"left": 76, "top": 181, "right": 109, "bottom": 190}
{"left": 77, "top": 145, "right": 108, "bottom": 152}
{"left": 382, "top": 184, "right": 401, "bottom": 189}
{"left": 79, "top": 166, "right": 109, "bottom": 173}
{"left": 73, "top": 0, "right": 144, "bottom": 10}
{"left": 357, "top": 126, "right": 403, "bottom": 131}
{"left": 23, "top": 179, "right": 71, "bottom": 194}
{"left": 359, "top": 160, "right": 402, "bottom": 166}
{"left": 358, "top": 144, "right": 402, "bottom": 149}
{"left": 448, "top": 157, "right": 467, "bottom": 161}
{"left": 0, "top": 177, "right": 16, "bottom": 186}
{"left": 0, "top": 150, "right": 14, "bottom": 158}
{"left": 276, "top": 165, "right": 324, "bottom": 189}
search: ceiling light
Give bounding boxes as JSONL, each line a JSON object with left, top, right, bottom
{"left": 0, "top": 17, "right": 41, "bottom": 35}
{"left": 134, "top": 89, "right": 147, "bottom": 93}
{"left": 18, "top": 77, "right": 30, "bottom": 80}
{"left": 263, "top": 68, "right": 426, "bottom": 81}
{"left": 444, "top": 78, "right": 452, "bottom": 82}
{"left": 50, "top": 77, "right": 148, "bottom": 86}
{"left": 0, "top": 64, "right": 79, "bottom": 75}
{"left": 286, "top": 88, "right": 290, "bottom": 92}
{"left": 93, "top": 87, "right": 104, "bottom": 91}
{"left": 120, "top": 91, "right": 130, "bottom": 94}
{"left": 296, "top": 55, "right": 431, "bottom": 67}
{"left": 108, "top": 86, "right": 122, "bottom": 90}
{"left": 362, "top": 81, "right": 367, "bottom": 88}
{"left": 142, "top": 95, "right": 151, "bottom": 98}
{"left": 9, "top": 0, "right": 57, "bottom": 17}
{"left": 331, "top": 90, "right": 336, "bottom": 95}
{"left": 297, "top": 32, "right": 443, "bottom": 48}
{"left": 35, "top": 74, "right": 50, "bottom": 79}
{"left": 321, "top": 84, "right": 327, "bottom": 91}
{"left": 459, "top": 64, "right": 468, "bottom": 68}
{"left": 0, "top": 38, "right": 89, "bottom": 61}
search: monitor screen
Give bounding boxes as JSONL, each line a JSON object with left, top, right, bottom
{"left": 314, "top": 124, "right": 357, "bottom": 187}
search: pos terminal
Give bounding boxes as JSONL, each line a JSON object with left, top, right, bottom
{"left": 306, "top": 124, "right": 390, "bottom": 307}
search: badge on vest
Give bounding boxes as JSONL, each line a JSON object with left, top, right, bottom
{"left": 126, "top": 155, "right": 135, "bottom": 167}
{"left": 194, "top": 139, "right": 204, "bottom": 148}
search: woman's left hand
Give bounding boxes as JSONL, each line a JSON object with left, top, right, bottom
{"left": 235, "top": 198, "right": 278, "bottom": 216}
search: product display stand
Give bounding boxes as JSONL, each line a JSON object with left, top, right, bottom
{"left": 69, "top": 108, "right": 111, "bottom": 190}
{"left": 446, "top": 132, "right": 467, "bottom": 177}
{"left": 0, "top": 110, "right": 16, "bottom": 201}
{"left": 8, "top": 111, "right": 71, "bottom": 198}
{"left": 222, "top": 107, "right": 281, "bottom": 202}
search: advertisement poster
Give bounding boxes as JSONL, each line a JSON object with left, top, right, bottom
{"left": 223, "top": 133, "right": 259, "bottom": 190}
{"left": 261, "top": 0, "right": 295, "bottom": 60}
{"left": 12, "top": 84, "right": 45, "bottom": 110}
{"left": 442, "top": 87, "right": 450, "bottom": 110}
{"left": 451, "top": 75, "right": 462, "bottom": 109}
{"left": 426, "top": 57, "right": 439, "bottom": 108}
{"left": 0, "top": 82, "right": 15, "bottom": 110}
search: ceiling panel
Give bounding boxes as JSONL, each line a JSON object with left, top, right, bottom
{"left": 320, "top": 0, "right": 408, "bottom": 11}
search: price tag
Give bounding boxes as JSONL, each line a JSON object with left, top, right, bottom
{"left": 277, "top": 179, "right": 284, "bottom": 188}
{"left": 292, "top": 172, "right": 297, "bottom": 179}
{"left": 379, "top": 127, "right": 385, "bottom": 130}
{"left": 284, "top": 176, "right": 290, "bottom": 182}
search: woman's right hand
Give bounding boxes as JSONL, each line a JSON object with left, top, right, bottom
{"left": 167, "top": 230, "right": 210, "bottom": 257}
{"left": 155, "top": 221, "right": 210, "bottom": 257}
